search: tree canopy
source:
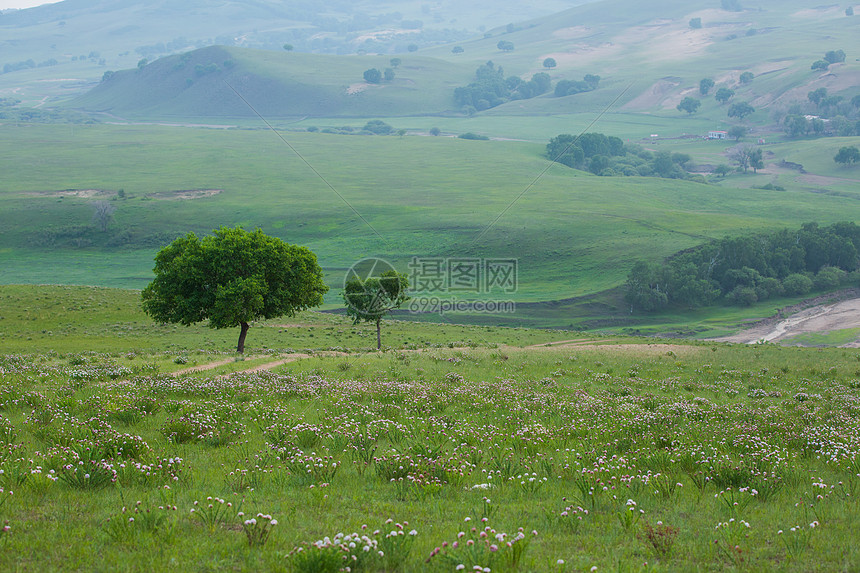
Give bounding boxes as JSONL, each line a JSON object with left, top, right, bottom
{"left": 343, "top": 270, "right": 409, "bottom": 350}
{"left": 727, "top": 101, "right": 755, "bottom": 120}
{"left": 676, "top": 97, "right": 701, "bottom": 114}
{"left": 626, "top": 222, "right": 860, "bottom": 312}
{"left": 714, "top": 88, "right": 734, "bottom": 104}
{"left": 141, "top": 227, "right": 327, "bottom": 353}
{"left": 835, "top": 146, "right": 860, "bottom": 165}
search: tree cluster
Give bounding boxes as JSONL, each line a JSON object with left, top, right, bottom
{"left": 547, "top": 133, "right": 702, "bottom": 180}
{"left": 835, "top": 146, "right": 860, "bottom": 165}
{"left": 554, "top": 74, "right": 600, "bottom": 97}
{"left": 811, "top": 49, "right": 846, "bottom": 71}
{"left": 625, "top": 222, "right": 860, "bottom": 312}
{"left": 454, "top": 62, "right": 552, "bottom": 112}
{"left": 782, "top": 89, "right": 860, "bottom": 138}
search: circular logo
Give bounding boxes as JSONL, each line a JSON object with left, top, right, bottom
{"left": 343, "top": 257, "right": 403, "bottom": 313}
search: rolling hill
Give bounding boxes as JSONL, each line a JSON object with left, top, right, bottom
{"left": 60, "top": 0, "right": 860, "bottom": 122}
{"left": 68, "top": 46, "right": 472, "bottom": 119}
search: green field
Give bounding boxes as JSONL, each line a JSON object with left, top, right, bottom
{"left": 1, "top": 285, "right": 860, "bottom": 571}
{"left": 1, "top": 122, "right": 859, "bottom": 330}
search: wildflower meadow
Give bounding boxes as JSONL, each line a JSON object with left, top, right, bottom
{"left": 1, "top": 337, "right": 860, "bottom": 571}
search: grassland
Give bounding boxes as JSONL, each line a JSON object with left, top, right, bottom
{"left": 1, "top": 122, "right": 859, "bottom": 329}
{"left": 1, "top": 285, "right": 860, "bottom": 571}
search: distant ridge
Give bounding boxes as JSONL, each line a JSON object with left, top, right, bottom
{"left": 68, "top": 46, "right": 469, "bottom": 119}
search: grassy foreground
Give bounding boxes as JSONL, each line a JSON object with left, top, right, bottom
{"left": 1, "top": 286, "right": 859, "bottom": 571}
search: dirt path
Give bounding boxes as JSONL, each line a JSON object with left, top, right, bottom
{"left": 524, "top": 339, "right": 613, "bottom": 348}
{"left": 171, "top": 357, "right": 249, "bottom": 376}
{"left": 713, "top": 296, "right": 860, "bottom": 346}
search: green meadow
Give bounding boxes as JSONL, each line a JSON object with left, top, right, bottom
{"left": 1, "top": 122, "right": 859, "bottom": 329}
{"left": 1, "top": 285, "right": 860, "bottom": 571}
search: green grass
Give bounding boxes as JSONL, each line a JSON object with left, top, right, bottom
{"left": 782, "top": 327, "right": 860, "bottom": 347}
{"left": 2, "top": 287, "right": 860, "bottom": 571}
{"left": 0, "top": 285, "right": 587, "bottom": 355}
{"left": 2, "top": 123, "right": 860, "bottom": 330}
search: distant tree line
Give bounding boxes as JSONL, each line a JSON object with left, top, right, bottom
{"left": 546, "top": 133, "right": 704, "bottom": 181}
{"left": 554, "top": 74, "right": 600, "bottom": 97}
{"left": 454, "top": 61, "right": 552, "bottom": 113}
{"left": 625, "top": 222, "right": 860, "bottom": 311}
{"left": 0, "top": 108, "right": 97, "bottom": 124}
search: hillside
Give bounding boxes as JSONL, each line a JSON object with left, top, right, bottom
{"left": 0, "top": 0, "right": 593, "bottom": 106}
{"left": 68, "top": 46, "right": 471, "bottom": 119}
{"left": 59, "top": 0, "right": 860, "bottom": 121}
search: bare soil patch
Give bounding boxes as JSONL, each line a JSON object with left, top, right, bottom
{"left": 22, "top": 189, "right": 111, "bottom": 199}
{"left": 552, "top": 26, "right": 593, "bottom": 40}
{"left": 799, "top": 174, "right": 860, "bottom": 187}
{"left": 146, "top": 189, "right": 221, "bottom": 200}
{"left": 712, "top": 290, "right": 860, "bottom": 346}
{"left": 623, "top": 78, "right": 681, "bottom": 110}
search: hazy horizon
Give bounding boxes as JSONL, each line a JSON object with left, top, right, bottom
{"left": 0, "top": 0, "right": 61, "bottom": 9}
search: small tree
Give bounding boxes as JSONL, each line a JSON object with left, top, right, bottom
{"left": 283, "top": 44, "right": 294, "bottom": 51}
{"left": 713, "top": 164, "right": 733, "bottom": 177}
{"left": 497, "top": 40, "right": 515, "bottom": 52}
{"left": 749, "top": 147, "right": 764, "bottom": 173}
{"left": 728, "top": 144, "right": 756, "bottom": 172}
{"left": 835, "top": 146, "right": 860, "bottom": 165}
{"left": 389, "top": 57, "right": 401, "bottom": 68}
{"left": 543, "top": 57, "right": 557, "bottom": 69}
{"left": 363, "top": 119, "right": 394, "bottom": 134}
{"left": 363, "top": 68, "right": 382, "bottom": 84}
{"left": 784, "top": 114, "right": 810, "bottom": 137}
{"left": 383, "top": 67, "right": 395, "bottom": 81}
{"left": 715, "top": 87, "right": 734, "bottom": 104}
{"left": 141, "top": 227, "right": 327, "bottom": 354}
{"left": 824, "top": 49, "right": 846, "bottom": 64}
{"left": 728, "top": 125, "right": 747, "bottom": 141}
{"left": 808, "top": 87, "right": 828, "bottom": 107}
{"left": 452, "top": 46, "right": 464, "bottom": 54}
{"left": 429, "top": 127, "right": 441, "bottom": 136}
{"left": 676, "top": 97, "right": 701, "bottom": 114}
{"left": 739, "top": 71, "right": 754, "bottom": 84}
{"left": 699, "top": 78, "right": 715, "bottom": 95}
{"left": 407, "top": 44, "right": 419, "bottom": 52}
{"left": 811, "top": 60, "right": 830, "bottom": 71}
{"left": 847, "top": 7, "right": 854, "bottom": 16}
{"left": 92, "top": 200, "right": 115, "bottom": 232}
{"left": 689, "top": 17, "right": 702, "bottom": 29}
{"left": 137, "top": 58, "right": 147, "bottom": 70}
{"left": 343, "top": 271, "right": 409, "bottom": 350}
{"left": 727, "top": 101, "right": 755, "bottom": 120}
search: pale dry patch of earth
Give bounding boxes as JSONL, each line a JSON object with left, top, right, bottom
{"left": 146, "top": 189, "right": 222, "bottom": 200}
{"left": 713, "top": 295, "right": 860, "bottom": 346}
{"left": 21, "top": 189, "right": 111, "bottom": 198}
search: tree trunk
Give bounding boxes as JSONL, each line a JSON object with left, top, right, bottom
{"left": 237, "top": 322, "right": 250, "bottom": 354}
{"left": 376, "top": 318, "right": 382, "bottom": 350}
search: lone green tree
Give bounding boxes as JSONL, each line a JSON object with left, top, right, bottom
{"left": 715, "top": 87, "right": 734, "bottom": 104}
{"left": 699, "top": 78, "right": 715, "bottom": 95}
{"left": 543, "top": 57, "right": 557, "bottom": 69}
{"left": 141, "top": 227, "right": 327, "bottom": 354}
{"left": 727, "top": 101, "right": 755, "bottom": 120}
{"left": 676, "top": 97, "right": 701, "bottom": 114}
{"left": 363, "top": 68, "right": 382, "bottom": 84}
{"left": 343, "top": 271, "right": 409, "bottom": 350}
{"left": 835, "top": 146, "right": 860, "bottom": 165}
